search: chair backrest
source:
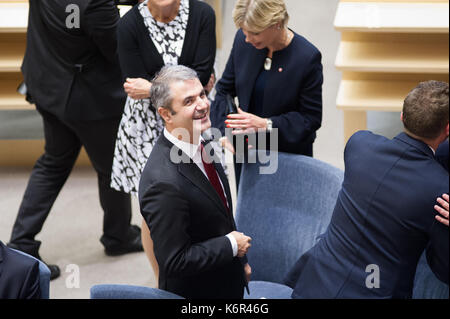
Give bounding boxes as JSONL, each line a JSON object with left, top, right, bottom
{"left": 413, "top": 252, "right": 449, "bottom": 299}
{"left": 235, "top": 152, "right": 344, "bottom": 284}
{"left": 90, "top": 284, "right": 184, "bottom": 299}
{"left": 12, "top": 249, "right": 50, "bottom": 299}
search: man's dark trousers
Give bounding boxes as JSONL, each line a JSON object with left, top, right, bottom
{"left": 9, "top": 107, "right": 132, "bottom": 257}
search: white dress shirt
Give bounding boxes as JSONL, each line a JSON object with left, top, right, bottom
{"left": 163, "top": 128, "right": 238, "bottom": 257}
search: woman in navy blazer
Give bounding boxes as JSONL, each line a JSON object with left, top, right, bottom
{"left": 211, "top": 0, "right": 323, "bottom": 156}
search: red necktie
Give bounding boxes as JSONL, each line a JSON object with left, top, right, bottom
{"left": 200, "top": 144, "right": 229, "bottom": 212}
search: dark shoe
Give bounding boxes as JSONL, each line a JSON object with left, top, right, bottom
{"left": 104, "top": 225, "right": 143, "bottom": 257}
{"left": 45, "top": 263, "right": 61, "bottom": 280}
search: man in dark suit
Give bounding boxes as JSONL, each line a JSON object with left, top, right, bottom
{"left": 139, "top": 65, "right": 252, "bottom": 299}
{"left": 0, "top": 241, "right": 40, "bottom": 299}
{"left": 285, "top": 80, "right": 449, "bottom": 298}
{"left": 7, "top": 0, "right": 142, "bottom": 280}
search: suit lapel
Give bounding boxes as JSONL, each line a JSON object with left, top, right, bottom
{"left": 178, "top": 162, "right": 230, "bottom": 217}
{"left": 162, "top": 133, "right": 232, "bottom": 218}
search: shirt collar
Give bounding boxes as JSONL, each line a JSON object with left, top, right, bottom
{"left": 164, "top": 128, "right": 203, "bottom": 161}
{"left": 428, "top": 145, "right": 436, "bottom": 155}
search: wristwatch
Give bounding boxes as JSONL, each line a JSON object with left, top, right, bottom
{"left": 266, "top": 118, "right": 273, "bottom": 133}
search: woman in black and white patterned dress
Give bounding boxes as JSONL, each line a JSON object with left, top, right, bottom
{"left": 112, "top": 0, "right": 216, "bottom": 196}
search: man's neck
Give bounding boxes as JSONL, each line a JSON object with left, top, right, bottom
{"left": 165, "top": 127, "right": 202, "bottom": 146}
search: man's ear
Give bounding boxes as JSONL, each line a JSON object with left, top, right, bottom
{"left": 445, "top": 123, "right": 449, "bottom": 137}
{"left": 400, "top": 112, "right": 404, "bottom": 123}
{"left": 158, "top": 107, "right": 171, "bottom": 124}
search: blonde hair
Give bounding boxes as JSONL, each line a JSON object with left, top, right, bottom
{"left": 233, "top": 0, "right": 289, "bottom": 33}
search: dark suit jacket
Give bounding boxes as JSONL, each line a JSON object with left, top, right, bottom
{"left": 0, "top": 242, "right": 40, "bottom": 299}
{"left": 285, "top": 131, "right": 449, "bottom": 299}
{"left": 138, "top": 134, "right": 246, "bottom": 299}
{"left": 436, "top": 140, "right": 449, "bottom": 172}
{"left": 21, "top": 0, "right": 126, "bottom": 121}
{"left": 117, "top": 0, "right": 216, "bottom": 86}
{"left": 211, "top": 29, "right": 323, "bottom": 155}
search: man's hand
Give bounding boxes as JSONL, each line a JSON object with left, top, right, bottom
{"left": 435, "top": 194, "right": 449, "bottom": 227}
{"left": 244, "top": 263, "right": 252, "bottom": 283}
{"left": 124, "top": 78, "right": 152, "bottom": 100}
{"left": 230, "top": 231, "right": 252, "bottom": 257}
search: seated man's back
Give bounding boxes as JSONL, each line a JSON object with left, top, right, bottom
{"left": 286, "top": 81, "right": 449, "bottom": 299}
{"left": 0, "top": 241, "right": 41, "bottom": 299}
{"left": 286, "top": 131, "right": 448, "bottom": 298}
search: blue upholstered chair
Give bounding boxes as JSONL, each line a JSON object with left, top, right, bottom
{"left": 12, "top": 249, "right": 51, "bottom": 299}
{"left": 90, "top": 284, "right": 184, "bottom": 299}
{"left": 235, "top": 151, "right": 344, "bottom": 299}
{"left": 413, "top": 252, "right": 449, "bottom": 299}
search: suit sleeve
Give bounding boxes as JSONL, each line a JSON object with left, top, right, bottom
{"left": 190, "top": 5, "right": 216, "bottom": 86}
{"left": 210, "top": 33, "right": 239, "bottom": 135}
{"left": 140, "top": 181, "right": 234, "bottom": 278}
{"left": 435, "top": 140, "right": 449, "bottom": 172}
{"left": 117, "top": 14, "right": 150, "bottom": 80}
{"left": 270, "top": 50, "right": 323, "bottom": 146}
{"left": 425, "top": 219, "right": 449, "bottom": 284}
{"left": 83, "top": 0, "right": 120, "bottom": 65}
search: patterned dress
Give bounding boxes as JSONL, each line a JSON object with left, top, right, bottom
{"left": 111, "top": 0, "right": 189, "bottom": 195}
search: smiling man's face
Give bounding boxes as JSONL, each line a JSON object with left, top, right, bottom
{"left": 160, "top": 78, "right": 211, "bottom": 144}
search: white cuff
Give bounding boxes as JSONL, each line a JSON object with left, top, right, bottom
{"left": 226, "top": 233, "right": 238, "bottom": 257}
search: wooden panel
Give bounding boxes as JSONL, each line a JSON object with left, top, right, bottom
{"left": 0, "top": 2, "right": 131, "bottom": 33}
{"left": 337, "top": 74, "right": 450, "bottom": 112}
{"left": 0, "top": 2, "right": 28, "bottom": 33}
{"left": 334, "top": 2, "right": 449, "bottom": 33}
{"left": 337, "top": 79, "right": 418, "bottom": 112}
{"left": 0, "top": 34, "right": 26, "bottom": 72}
{"left": 342, "top": 72, "right": 449, "bottom": 82}
{"left": 0, "top": 140, "right": 91, "bottom": 167}
{"left": 340, "top": 0, "right": 448, "bottom": 2}
{"left": 336, "top": 39, "right": 449, "bottom": 73}
{"left": 0, "top": 73, "right": 34, "bottom": 110}
{"left": 343, "top": 111, "right": 367, "bottom": 142}
{"left": 341, "top": 0, "right": 448, "bottom": 3}
{"left": 204, "top": 0, "right": 222, "bottom": 49}
{"left": 335, "top": 0, "right": 449, "bottom": 142}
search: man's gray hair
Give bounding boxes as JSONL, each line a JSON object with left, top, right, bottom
{"left": 150, "top": 65, "right": 199, "bottom": 112}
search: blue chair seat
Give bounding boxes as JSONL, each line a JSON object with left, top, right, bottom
{"left": 90, "top": 284, "right": 184, "bottom": 299}
{"left": 244, "top": 281, "right": 293, "bottom": 299}
{"left": 413, "top": 252, "right": 449, "bottom": 299}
